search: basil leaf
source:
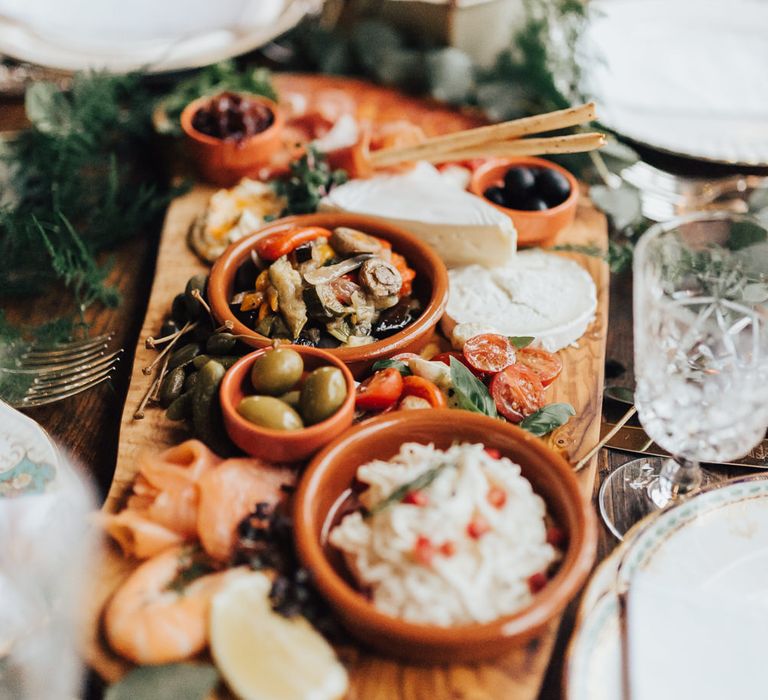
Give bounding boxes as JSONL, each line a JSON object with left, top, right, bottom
{"left": 520, "top": 403, "right": 575, "bottom": 436}
{"left": 449, "top": 357, "right": 497, "bottom": 417}
{"left": 508, "top": 336, "right": 535, "bottom": 349}
{"left": 105, "top": 663, "right": 219, "bottom": 700}
{"left": 372, "top": 358, "right": 411, "bottom": 375}
{"left": 727, "top": 220, "right": 767, "bottom": 251}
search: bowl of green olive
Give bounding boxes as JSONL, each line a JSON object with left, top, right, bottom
{"left": 219, "top": 345, "right": 356, "bottom": 462}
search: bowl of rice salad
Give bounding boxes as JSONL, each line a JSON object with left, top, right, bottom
{"left": 293, "top": 409, "right": 596, "bottom": 662}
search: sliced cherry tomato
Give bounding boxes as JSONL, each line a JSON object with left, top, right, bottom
{"left": 400, "top": 375, "right": 447, "bottom": 408}
{"left": 255, "top": 226, "right": 332, "bottom": 261}
{"left": 487, "top": 486, "right": 507, "bottom": 509}
{"left": 403, "top": 490, "right": 429, "bottom": 506}
{"left": 462, "top": 334, "right": 517, "bottom": 374}
{"left": 467, "top": 514, "right": 491, "bottom": 539}
{"left": 413, "top": 535, "right": 435, "bottom": 566}
{"left": 490, "top": 365, "right": 544, "bottom": 423}
{"left": 439, "top": 540, "right": 456, "bottom": 557}
{"left": 432, "top": 351, "right": 485, "bottom": 378}
{"left": 355, "top": 368, "right": 404, "bottom": 411}
{"left": 516, "top": 347, "right": 563, "bottom": 387}
{"left": 527, "top": 571, "right": 548, "bottom": 594}
{"left": 546, "top": 526, "right": 567, "bottom": 548}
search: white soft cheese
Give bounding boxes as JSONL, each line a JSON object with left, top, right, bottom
{"left": 319, "top": 162, "right": 516, "bottom": 267}
{"left": 444, "top": 250, "right": 597, "bottom": 352}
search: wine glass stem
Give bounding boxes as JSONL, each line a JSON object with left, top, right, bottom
{"left": 649, "top": 457, "right": 702, "bottom": 508}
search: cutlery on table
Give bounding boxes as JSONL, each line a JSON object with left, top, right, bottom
{"left": 0, "top": 333, "right": 122, "bottom": 408}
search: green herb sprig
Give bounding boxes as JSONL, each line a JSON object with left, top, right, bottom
{"left": 274, "top": 146, "right": 347, "bottom": 216}
{"left": 365, "top": 462, "right": 452, "bottom": 518}
{"left": 371, "top": 358, "right": 411, "bottom": 375}
{"left": 449, "top": 356, "right": 498, "bottom": 418}
{"left": 519, "top": 402, "right": 575, "bottom": 436}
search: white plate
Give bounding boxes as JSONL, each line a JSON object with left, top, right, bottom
{"left": 0, "top": 400, "right": 59, "bottom": 496}
{"left": 0, "top": 0, "right": 319, "bottom": 73}
{"left": 567, "top": 475, "right": 768, "bottom": 700}
{"left": 581, "top": 0, "right": 768, "bottom": 166}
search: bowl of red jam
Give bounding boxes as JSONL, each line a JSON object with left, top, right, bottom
{"left": 181, "top": 91, "right": 284, "bottom": 186}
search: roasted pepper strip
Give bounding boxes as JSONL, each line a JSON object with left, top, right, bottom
{"left": 400, "top": 375, "right": 446, "bottom": 408}
{"left": 255, "top": 226, "right": 332, "bottom": 261}
{"left": 391, "top": 252, "right": 416, "bottom": 297}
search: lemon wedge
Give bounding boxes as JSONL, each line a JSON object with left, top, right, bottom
{"left": 210, "top": 572, "right": 349, "bottom": 700}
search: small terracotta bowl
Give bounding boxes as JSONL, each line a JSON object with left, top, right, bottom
{"left": 208, "top": 213, "right": 449, "bottom": 379}
{"left": 469, "top": 157, "right": 579, "bottom": 248}
{"left": 219, "top": 346, "right": 355, "bottom": 463}
{"left": 293, "top": 409, "right": 597, "bottom": 663}
{"left": 181, "top": 93, "right": 284, "bottom": 187}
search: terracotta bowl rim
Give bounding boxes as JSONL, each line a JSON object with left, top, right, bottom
{"left": 219, "top": 345, "right": 356, "bottom": 442}
{"left": 469, "top": 156, "right": 579, "bottom": 218}
{"left": 293, "top": 409, "right": 598, "bottom": 646}
{"left": 207, "top": 213, "right": 449, "bottom": 364}
{"left": 180, "top": 92, "right": 284, "bottom": 148}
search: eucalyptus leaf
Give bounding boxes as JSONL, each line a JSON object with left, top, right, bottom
{"left": 589, "top": 184, "right": 643, "bottom": 232}
{"left": 449, "top": 357, "right": 497, "bottom": 418}
{"left": 25, "top": 82, "right": 73, "bottom": 136}
{"left": 519, "top": 402, "right": 575, "bottom": 436}
{"left": 509, "top": 336, "right": 535, "bottom": 349}
{"left": 105, "top": 663, "right": 219, "bottom": 700}
{"left": 371, "top": 359, "right": 411, "bottom": 376}
{"left": 426, "top": 48, "right": 475, "bottom": 105}
{"left": 726, "top": 220, "right": 767, "bottom": 251}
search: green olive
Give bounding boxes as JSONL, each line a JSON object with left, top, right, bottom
{"left": 299, "top": 366, "right": 347, "bottom": 425}
{"left": 250, "top": 348, "right": 304, "bottom": 396}
{"left": 279, "top": 390, "right": 301, "bottom": 410}
{"left": 237, "top": 396, "right": 304, "bottom": 431}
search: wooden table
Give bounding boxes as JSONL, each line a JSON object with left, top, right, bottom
{"left": 0, "top": 95, "right": 759, "bottom": 700}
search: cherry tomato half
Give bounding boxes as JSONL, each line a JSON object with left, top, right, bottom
{"left": 490, "top": 365, "right": 544, "bottom": 422}
{"left": 462, "top": 334, "right": 517, "bottom": 374}
{"left": 516, "top": 347, "right": 563, "bottom": 387}
{"left": 355, "top": 368, "right": 404, "bottom": 411}
{"left": 400, "top": 375, "right": 447, "bottom": 408}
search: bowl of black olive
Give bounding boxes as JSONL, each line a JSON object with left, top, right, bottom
{"left": 469, "top": 157, "right": 578, "bottom": 247}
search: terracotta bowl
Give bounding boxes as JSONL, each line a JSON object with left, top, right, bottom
{"left": 293, "top": 409, "right": 597, "bottom": 663}
{"left": 219, "top": 346, "right": 355, "bottom": 463}
{"left": 180, "top": 93, "right": 284, "bottom": 187}
{"left": 469, "top": 157, "right": 579, "bottom": 248}
{"left": 208, "top": 213, "right": 449, "bottom": 379}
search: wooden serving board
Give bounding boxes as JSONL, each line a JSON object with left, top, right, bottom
{"left": 85, "top": 75, "right": 609, "bottom": 699}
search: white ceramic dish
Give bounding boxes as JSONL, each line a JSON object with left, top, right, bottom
{"left": 0, "top": 0, "right": 318, "bottom": 73}
{"left": 582, "top": 0, "right": 768, "bottom": 166}
{"left": 567, "top": 475, "right": 768, "bottom": 700}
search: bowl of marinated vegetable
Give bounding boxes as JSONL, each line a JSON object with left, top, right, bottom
{"left": 469, "top": 157, "right": 578, "bottom": 248}
{"left": 220, "top": 346, "right": 356, "bottom": 462}
{"left": 208, "top": 213, "right": 449, "bottom": 378}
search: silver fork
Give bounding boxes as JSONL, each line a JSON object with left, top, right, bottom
{"left": 0, "top": 333, "right": 122, "bottom": 408}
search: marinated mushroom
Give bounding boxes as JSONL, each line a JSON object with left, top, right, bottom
{"left": 330, "top": 227, "right": 385, "bottom": 256}
{"left": 359, "top": 258, "right": 402, "bottom": 297}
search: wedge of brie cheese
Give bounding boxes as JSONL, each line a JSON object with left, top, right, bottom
{"left": 319, "top": 162, "right": 516, "bottom": 267}
{"left": 443, "top": 250, "right": 597, "bottom": 352}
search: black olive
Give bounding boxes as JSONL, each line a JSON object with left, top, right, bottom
{"left": 535, "top": 168, "right": 571, "bottom": 207}
{"left": 519, "top": 196, "right": 549, "bottom": 211}
{"left": 295, "top": 326, "right": 321, "bottom": 346}
{"left": 503, "top": 166, "right": 536, "bottom": 195}
{"left": 160, "top": 318, "right": 179, "bottom": 338}
{"left": 483, "top": 186, "right": 507, "bottom": 206}
{"left": 293, "top": 242, "right": 314, "bottom": 263}
{"left": 234, "top": 259, "right": 258, "bottom": 293}
{"left": 315, "top": 333, "right": 341, "bottom": 349}
{"left": 373, "top": 298, "right": 419, "bottom": 337}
